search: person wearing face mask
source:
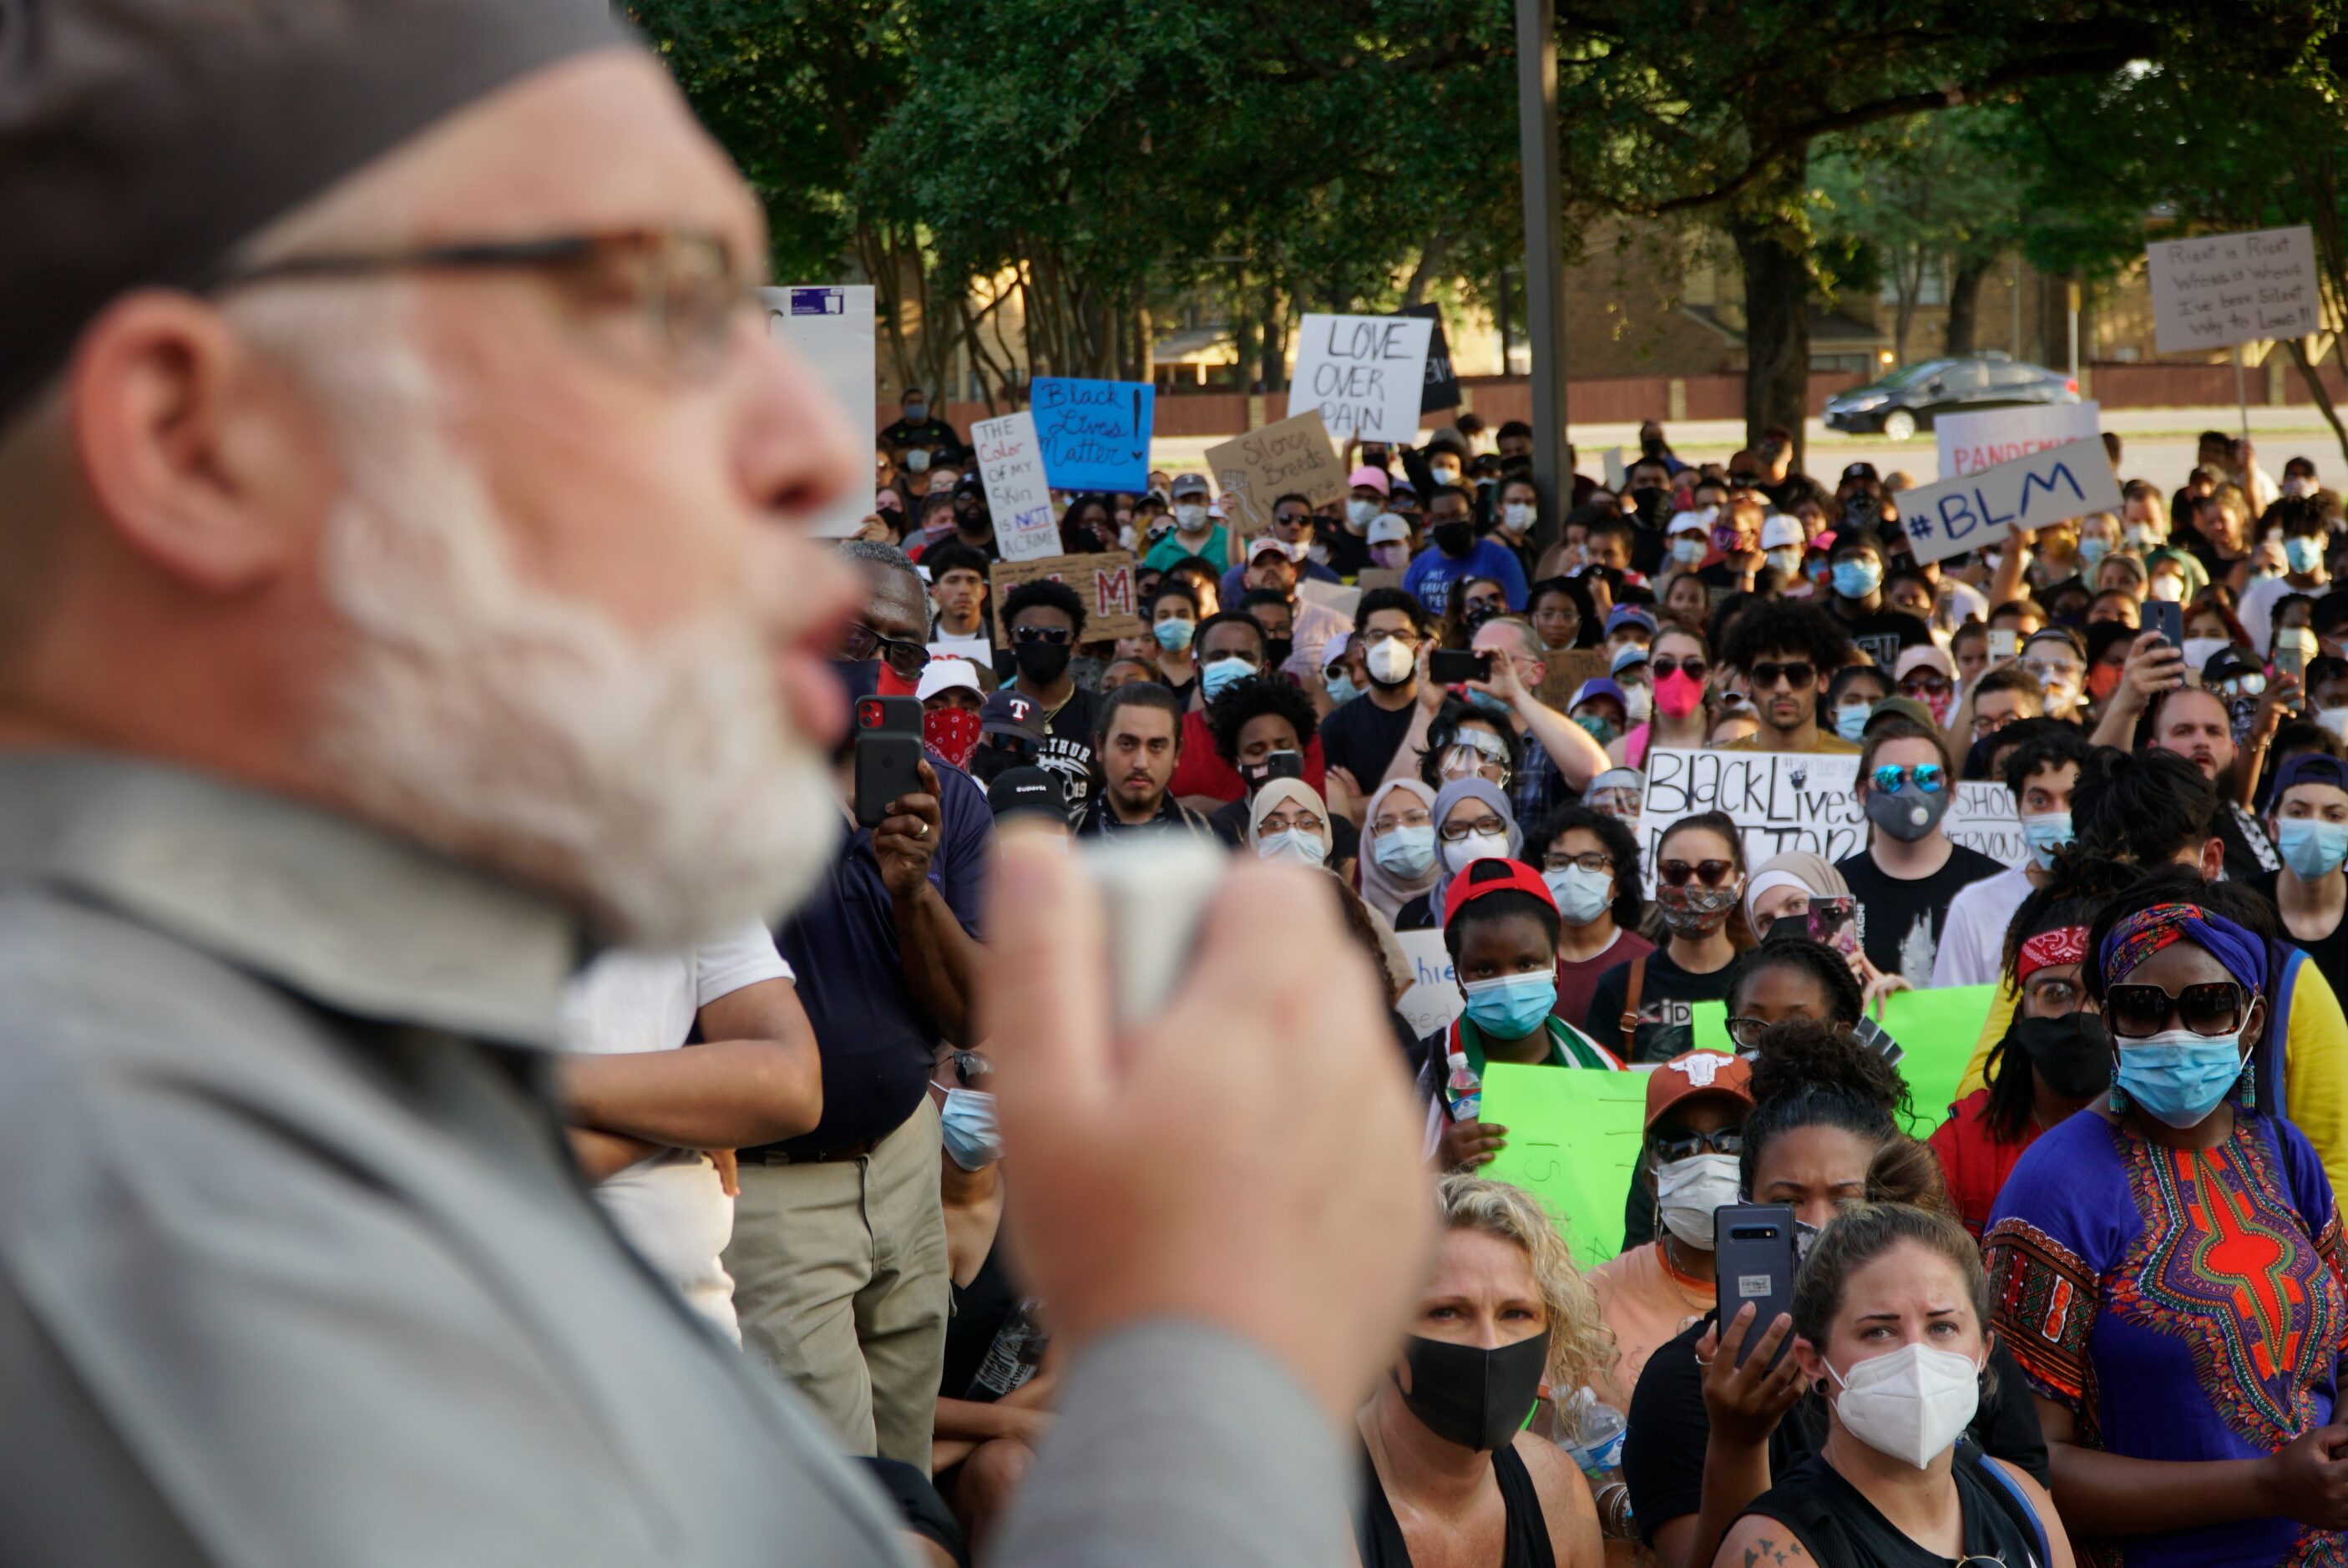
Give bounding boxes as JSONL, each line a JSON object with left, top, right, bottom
{"left": 1588, "top": 1054, "right": 1756, "bottom": 1414}
{"left": 1890, "top": 644, "right": 1956, "bottom": 729}
{"left": 1323, "top": 590, "right": 1438, "bottom": 811}
{"left": 1834, "top": 721, "right": 2004, "bottom": 987}
{"left": 878, "top": 384, "right": 961, "bottom": 457}
{"left": 1587, "top": 813, "right": 1748, "bottom": 1063}
{"left": 1404, "top": 485, "right": 1530, "bottom": 619}
{"left": 2253, "top": 752, "right": 2348, "bottom": 1013}
{"left": 1531, "top": 804, "right": 1656, "bottom": 1031}
{"left": 2015, "top": 625, "right": 2091, "bottom": 726}
{"left": 1823, "top": 536, "right": 1931, "bottom": 670}
{"left": 1616, "top": 626, "right": 1714, "bottom": 767}
{"left": 1666, "top": 511, "right": 1711, "bottom": 574}
{"left": 1932, "top": 731, "right": 2093, "bottom": 989}
{"left": 2237, "top": 493, "right": 2332, "bottom": 655}
{"left": 1365, "top": 511, "right": 1418, "bottom": 575}
{"left": 2305, "top": 654, "right": 2348, "bottom": 748}
{"left": 1491, "top": 475, "right": 1544, "bottom": 579}
{"left": 1756, "top": 513, "right": 1811, "bottom": 597}
{"left": 1247, "top": 776, "right": 1338, "bottom": 869}
{"left": 1611, "top": 641, "right": 1657, "bottom": 730}
{"left": 1718, "top": 1204, "right": 2072, "bottom": 1568}
{"left": 1566, "top": 679, "right": 1632, "bottom": 751}
{"left": 1330, "top": 466, "right": 1394, "bottom": 577}
{"left": 1624, "top": 1025, "right": 2052, "bottom": 1568}
{"left": 1361, "top": 778, "right": 1443, "bottom": 922}
{"left": 1145, "top": 579, "right": 1202, "bottom": 697}
{"left": 1356, "top": 1175, "right": 1611, "bottom": 1568}
{"left": 999, "top": 579, "right": 1104, "bottom": 818}
{"left": 1394, "top": 776, "right": 1524, "bottom": 932}
{"left": 1140, "top": 472, "right": 1229, "bottom": 572}
{"left": 1986, "top": 876, "right": 2348, "bottom": 1568}
{"left": 1823, "top": 665, "right": 1891, "bottom": 748}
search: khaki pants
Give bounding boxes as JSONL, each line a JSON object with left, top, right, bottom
{"left": 726, "top": 1096, "right": 949, "bottom": 1469}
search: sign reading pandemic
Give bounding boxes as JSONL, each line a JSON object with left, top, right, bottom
{"left": 1894, "top": 438, "right": 2124, "bottom": 569}
{"left": 971, "top": 410, "right": 1061, "bottom": 562}
{"left": 2146, "top": 225, "right": 2321, "bottom": 353}
{"left": 1028, "top": 377, "right": 1155, "bottom": 493}
{"left": 1935, "top": 402, "right": 2102, "bottom": 479}
{"left": 760, "top": 285, "right": 874, "bottom": 538}
{"left": 988, "top": 551, "right": 1143, "bottom": 643}
{"left": 1291, "top": 312, "right": 1435, "bottom": 443}
{"left": 1204, "top": 410, "right": 1349, "bottom": 534}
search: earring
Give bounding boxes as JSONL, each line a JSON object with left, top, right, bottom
{"left": 2237, "top": 1066, "right": 2257, "bottom": 1110}
{"left": 2108, "top": 1065, "right": 2129, "bottom": 1115}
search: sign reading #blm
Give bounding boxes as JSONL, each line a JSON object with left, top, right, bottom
{"left": 1894, "top": 438, "right": 2123, "bottom": 570}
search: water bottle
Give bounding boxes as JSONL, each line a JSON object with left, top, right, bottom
{"left": 1559, "top": 1385, "right": 1635, "bottom": 1539}
{"left": 1444, "top": 1050, "right": 1483, "bottom": 1122}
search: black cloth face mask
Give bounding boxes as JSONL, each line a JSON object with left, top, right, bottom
{"left": 1013, "top": 641, "right": 1072, "bottom": 685}
{"left": 1393, "top": 1331, "right": 1548, "bottom": 1451}
{"left": 2008, "top": 1011, "right": 2112, "bottom": 1100}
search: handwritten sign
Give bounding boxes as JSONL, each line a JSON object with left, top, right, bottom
{"left": 1637, "top": 749, "right": 2023, "bottom": 895}
{"left": 1893, "top": 438, "right": 2123, "bottom": 569}
{"left": 760, "top": 286, "right": 874, "bottom": 538}
{"left": 1481, "top": 1065, "right": 1653, "bottom": 1268}
{"left": 1029, "top": 377, "right": 1155, "bottom": 493}
{"left": 2147, "top": 225, "right": 2321, "bottom": 353}
{"left": 1536, "top": 648, "right": 1613, "bottom": 715}
{"left": 1400, "top": 302, "right": 1461, "bottom": 412}
{"left": 1205, "top": 410, "right": 1349, "bottom": 534}
{"left": 988, "top": 550, "right": 1143, "bottom": 642}
{"left": 971, "top": 411, "right": 1060, "bottom": 562}
{"left": 1394, "top": 928, "right": 1463, "bottom": 1036}
{"left": 1292, "top": 312, "right": 1435, "bottom": 443}
{"left": 1936, "top": 402, "right": 2102, "bottom": 479}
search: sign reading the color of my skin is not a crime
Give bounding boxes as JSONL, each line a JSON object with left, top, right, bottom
{"left": 1893, "top": 438, "right": 2123, "bottom": 569}
{"left": 1291, "top": 312, "right": 1435, "bottom": 444}
{"left": 971, "top": 410, "right": 1060, "bottom": 562}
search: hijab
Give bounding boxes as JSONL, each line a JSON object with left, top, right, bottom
{"left": 1741, "top": 851, "right": 1850, "bottom": 935}
{"left": 1249, "top": 777, "right": 1333, "bottom": 856}
{"left": 1358, "top": 777, "right": 1440, "bottom": 920}
{"left": 1424, "top": 776, "right": 1524, "bottom": 920}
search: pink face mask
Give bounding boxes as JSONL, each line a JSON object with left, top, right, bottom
{"left": 1653, "top": 667, "right": 1706, "bottom": 721}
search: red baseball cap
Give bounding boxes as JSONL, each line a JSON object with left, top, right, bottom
{"left": 1441, "top": 857, "right": 1556, "bottom": 928}
{"left": 1644, "top": 1050, "right": 1756, "bottom": 1130}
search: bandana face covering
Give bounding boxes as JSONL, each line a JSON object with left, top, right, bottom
{"left": 923, "top": 707, "right": 982, "bottom": 770}
{"left": 1657, "top": 883, "right": 1738, "bottom": 937}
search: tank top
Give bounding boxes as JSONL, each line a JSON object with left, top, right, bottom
{"left": 1356, "top": 1441, "right": 1556, "bottom": 1568}
{"left": 1743, "top": 1443, "right": 2043, "bottom": 1568}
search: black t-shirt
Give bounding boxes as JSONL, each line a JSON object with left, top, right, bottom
{"left": 1319, "top": 693, "right": 1420, "bottom": 791}
{"left": 1582, "top": 947, "right": 1738, "bottom": 1064}
{"left": 1622, "top": 1312, "right": 2048, "bottom": 1549}
{"left": 2219, "top": 802, "right": 2280, "bottom": 884}
{"left": 1033, "top": 683, "right": 1101, "bottom": 818}
{"left": 1325, "top": 527, "right": 1374, "bottom": 580}
{"left": 1835, "top": 842, "right": 2005, "bottom": 987}
{"left": 2252, "top": 867, "right": 2348, "bottom": 1004}
{"left": 1831, "top": 604, "right": 1932, "bottom": 670}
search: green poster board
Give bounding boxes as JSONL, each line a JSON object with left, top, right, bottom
{"left": 1480, "top": 1065, "right": 1652, "bottom": 1269}
{"left": 1688, "top": 984, "right": 1997, "bottom": 1136}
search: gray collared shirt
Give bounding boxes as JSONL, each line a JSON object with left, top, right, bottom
{"left": 0, "top": 754, "right": 1349, "bottom": 1565}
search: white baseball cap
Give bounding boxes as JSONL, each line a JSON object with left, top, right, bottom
{"left": 1368, "top": 514, "right": 1414, "bottom": 545}
{"left": 1760, "top": 513, "right": 1806, "bottom": 550}
{"left": 916, "top": 656, "right": 984, "bottom": 704}
{"left": 1667, "top": 510, "right": 1708, "bottom": 536}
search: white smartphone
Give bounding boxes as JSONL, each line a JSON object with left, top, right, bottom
{"left": 1987, "top": 628, "right": 2018, "bottom": 661}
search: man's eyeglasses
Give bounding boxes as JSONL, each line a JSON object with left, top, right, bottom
{"left": 1545, "top": 851, "right": 1613, "bottom": 874}
{"left": 1749, "top": 660, "right": 1816, "bottom": 690}
{"left": 841, "top": 623, "right": 931, "bottom": 680}
{"left": 1439, "top": 815, "right": 1510, "bottom": 843}
{"left": 1363, "top": 629, "right": 1421, "bottom": 648}
{"left": 1657, "top": 858, "right": 1736, "bottom": 887}
{"left": 2107, "top": 980, "right": 2250, "bottom": 1039}
{"left": 1651, "top": 1126, "right": 1744, "bottom": 1161}
{"left": 214, "top": 229, "right": 753, "bottom": 381}
{"left": 1972, "top": 711, "right": 2019, "bottom": 737}
{"left": 1652, "top": 657, "right": 1708, "bottom": 681}
{"left": 1012, "top": 625, "right": 1074, "bottom": 646}
{"left": 1870, "top": 763, "right": 1946, "bottom": 796}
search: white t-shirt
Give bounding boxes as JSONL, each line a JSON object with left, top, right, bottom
{"left": 929, "top": 625, "right": 993, "bottom": 665}
{"left": 562, "top": 920, "right": 794, "bottom": 1343}
{"left": 2235, "top": 572, "right": 2325, "bottom": 660}
{"left": 1930, "top": 863, "right": 2033, "bottom": 990}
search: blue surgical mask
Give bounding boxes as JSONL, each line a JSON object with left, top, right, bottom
{"left": 2114, "top": 1032, "right": 2245, "bottom": 1129}
{"left": 1460, "top": 973, "right": 1559, "bottom": 1040}
{"left": 1833, "top": 702, "right": 1871, "bottom": 743}
{"left": 1545, "top": 865, "right": 1613, "bottom": 927}
{"left": 1200, "top": 656, "right": 1257, "bottom": 701}
{"left": 1375, "top": 824, "right": 1438, "bottom": 879}
{"left": 1326, "top": 672, "right": 1363, "bottom": 706}
{"left": 2278, "top": 817, "right": 2348, "bottom": 880}
{"left": 1672, "top": 535, "right": 1706, "bottom": 564}
{"left": 903, "top": 402, "right": 929, "bottom": 422}
{"left": 2287, "top": 535, "right": 2326, "bottom": 575}
{"left": 2077, "top": 537, "right": 2110, "bottom": 572}
{"left": 1832, "top": 559, "right": 1882, "bottom": 599}
{"left": 1465, "top": 687, "right": 1512, "bottom": 718}
{"left": 1154, "top": 618, "right": 1195, "bottom": 652}
{"left": 1257, "top": 827, "right": 1328, "bottom": 867}
{"left": 2022, "top": 811, "right": 2075, "bottom": 870}
{"left": 938, "top": 1086, "right": 1001, "bottom": 1171}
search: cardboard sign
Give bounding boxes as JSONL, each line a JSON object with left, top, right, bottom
{"left": 1691, "top": 984, "right": 1996, "bottom": 1137}
{"left": 760, "top": 286, "right": 874, "bottom": 538}
{"left": 1893, "top": 439, "right": 2124, "bottom": 569}
{"left": 971, "top": 410, "right": 1061, "bottom": 562}
{"left": 1028, "top": 377, "right": 1155, "bottom": 493}
{"left": 1394, "top": 928, "right": 1463, "bottom": 1036}
{"left": 1400, "top": 302, "right": 1461, "bottom": 412}
{"left": 1536, "top": 648, "right": 1613, "bottom": 714}
{"left": 1601, "top": 447, "right": 1628, "bottom": 490}
{"left": 989, "top": 550, "right": 1143, "bottom": 642}
{"left": 1480, "top": 1065, "right": 1654, "bottom": 1268}
{"left": 1636, "top": 748, "right": 2023, "bottom": 894}
{"left": 2147, "top": 225, "right": 2321, "bottom": 353}
{"left": 1936, "top": 402, "right": 2103, "bottom": 479}
{"left": 1205, "top": 410, "right": 1349, "bottom": 534}
{"left": 1295, "top": 578, "right": 1362, "bottom": 625}
{"left": 1292, "top": 312, "right": 1435, "bottom": 444}
{"left": 1356, "top": 568, "right": 1404, "bottom": 593}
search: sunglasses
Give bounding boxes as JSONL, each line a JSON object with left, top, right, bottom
{"left": 1012, "top": 625, "right": 1074, "bottom": 646}
{"left": 1749, "top": 660, "right": 1816, "bottom": 690}
{"left": 1657, "top": 858, "right": 1737, "bottom": 888}
{"left": 1899, "top": 674, "right": 1953, "bottom": 695}
{"left": 1652, "top": 1126, "right": 1744, "bottom": 1162}
{"left": 1870, "top": 763, "right": 1946, "bottom": 795}
{"left": 1652, "top": 657, "right": 1709, "bottom": 681}
{"left": 841, "top": 622, "right": 931, "bottom": 680}
{"left": 2107, "top": 980, "right": 2249, "bottom": 1039}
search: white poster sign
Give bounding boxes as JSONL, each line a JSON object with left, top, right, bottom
{"left": 761, "top": 286, "right": 874, "bottom": 538}
{"left": 2146, "top": 226, "right": 2322, "bottom": 353}
{"left": 1935, "top": 401, "right": 2102, "bottom": 478}
{"left": 1601, "top": 446, "right": 1629, "bottom": 489}
{"left": 1394, "top": 929, "right": 1463, "bottom": 1037}
{"left": 1637, "top": 749, "right": 2023, "bottom": 896}
{"left": 971, "top": 411, "right": 1061, "bottom": 562}
{"left": 1893, "top": 438, "right": 2123, "bottom": 569}
{"left": 1291, "top": 312, "right": 1435, "bottom": 444}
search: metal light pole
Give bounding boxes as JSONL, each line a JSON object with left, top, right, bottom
{"left": 1516, "top": 0, "right": 1569, "bottom": 550}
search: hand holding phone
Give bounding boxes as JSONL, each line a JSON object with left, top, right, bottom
{"left": 2144, "top": 598, "right": 2184, "bottom": 651}
{"left": 1986, "top": 628, "right": 2018, "bottom": 662}
{"left": 1430, "top": 649, "right": 1492, "bottom": 687}
{"left": 1713, "top": 1204, "right": 1799, "bottom": 1372}
{"left": 854, "top": 695, "right": 925, "bottom": 830}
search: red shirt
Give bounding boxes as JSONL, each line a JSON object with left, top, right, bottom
{"left": 1926, "top": 1087, "right": 2043, "bottom": 1238}
{"left": 1166, "top": 710, "right": 1327, "bottom": 803}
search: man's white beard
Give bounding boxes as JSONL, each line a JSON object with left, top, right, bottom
{"left": 306, "top": 346, "right": 837, "bottom": 948}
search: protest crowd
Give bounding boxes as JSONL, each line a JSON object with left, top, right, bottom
{"left": 7, "top": 6, "right": 2348, "bottom": 1568}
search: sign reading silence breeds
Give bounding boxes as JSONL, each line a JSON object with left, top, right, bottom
{"left": 1204, "top": 410, "right": 1349, "bottom": 534}
{"left": 1291, "top": 312, "right": 1435, "bottom": 444}
{"left": 970, "top": 410, "right": 1060, "bottom": 562}
{"left": 1894, "top": 438, "right": 2123, "bottom": 569}
{"left": 2147, "top": 225, "right": 2321, "bottom": 353}
{"left": 1028, "top": 377, "right": 1154, "bottom": 493}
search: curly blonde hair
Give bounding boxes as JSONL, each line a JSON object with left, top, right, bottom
{"left": 1436, "top": 1174, "right": 1617, "bottom": 1392}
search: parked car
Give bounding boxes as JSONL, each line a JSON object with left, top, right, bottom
{"left": 1824, "top": 355, "right": 2081, "bottom": 441}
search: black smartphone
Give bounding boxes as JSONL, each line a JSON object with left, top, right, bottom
{"left": 1430, "top": 649, "right": 1491, "bottom": 685}
{"left": 2146, "top": 599, "right": 2184, "bottom": 650}
{"left": 1713, "top": 1203, "right": 1799, "bottom": 1370}
{"left": 853, "top": 695, "right": 925, "bottom": 829}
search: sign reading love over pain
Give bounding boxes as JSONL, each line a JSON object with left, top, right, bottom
{"left": 1291, "top": 312, "right": 1435, "bottom": 443}
{"left": 1894, "top": 438, "right": 2123, "bottom": 569}
{"left": 1637, "top": 749, "right": 2025, "bottom": 895}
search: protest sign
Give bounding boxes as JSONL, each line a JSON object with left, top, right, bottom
{"left": 1481, "top": 1065, "right": 1653, "bottom": 1268}
{"left": 1936, "top": 402, "right": 2102, "bottom": 478}
{"left": 1690, "top": 984, "right": 1995, "bottom": 1136}
{"left": 1205, "top": 410, "right": 1349, "bottom": 534}
{"left": 2147, "top": 225, "right": 2321, "bottom": 353}
{"left": 989, "top": 550, "right": 1143, "bottom": 642}
{"left": 1357, "top": 568, "right": 1404, "bottom": 593}
{"left": 1400, "top": 302, "right": 1461, "bottom": 412}
{"left": 1394, "top": 929, "right": 1462, "bottom": 1036}
{"left": 1292, "top": 312, "right": 1435, "bottom": 443}
{"left": 761, "top": 286, "right": 873, "bottom": 537}
{"left": 1296, "top": 578, "right": 1362, "bottom": 625}
{"left": 1029, "top": 377, "right": 1155, "bottom": 493}
{"left": 971, "top": 410, "right": 1060, "bottom": 562}
{"left": 1601, "top": 447, "right": 1628, "bottom": 490}
{"left": 1892, "top": 439, "right": 2123, "bottom": 569}
{"left": 1536, "top": 648, "right": 1612, "bottom": 714}
{"left": 1637, "top": 750, "right": 2022, "bottom": 894}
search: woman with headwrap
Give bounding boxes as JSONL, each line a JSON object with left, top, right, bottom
{"left": 1985, "top": 867, "right": 2348, "bottom": 1568}
{"left": 1247, "top": 777, "right": 1336, "bottom": 870}
{"left": 1359, "top": 778, "right": 1440, "bottom": 923}
{"left": 1394, "top": 776, "right": 1522, "bottom": 932}
{"left": 1741, "top": 851, "right": 1905, "bottom": 1018}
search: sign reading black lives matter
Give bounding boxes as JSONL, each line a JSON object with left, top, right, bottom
{"left": 1637, "top": 749, "right": 2024, "bottom": 895}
